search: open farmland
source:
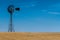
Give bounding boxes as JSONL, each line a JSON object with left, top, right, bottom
{"left": 0, "top": 32, "right": 60, "bottom": 40}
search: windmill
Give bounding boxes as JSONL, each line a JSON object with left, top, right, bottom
{"left": 7, "top": 5, "right": 20, "bottom": 32}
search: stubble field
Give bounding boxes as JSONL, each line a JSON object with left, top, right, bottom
{"left": 0, "top": 32, "right": 60, "bottom": 40}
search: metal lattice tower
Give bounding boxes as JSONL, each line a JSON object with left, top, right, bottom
{"left": 7, "top": 5, "right": 20, "bottom": 32}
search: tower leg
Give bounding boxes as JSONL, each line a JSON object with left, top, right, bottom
{"left": 8, "top": 14, "right": 15, "bottom": 32}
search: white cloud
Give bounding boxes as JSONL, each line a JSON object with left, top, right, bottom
{"left": 20, "top": 4, "right": 36, "bottom": 8}
{"left": 48, "top": 11, "right": 60, "bottom": 14}
{"left": 41, "top": 10, "right": 48, "bottom": 12}
{"left": 20, "top": 1, "right": 40, "bottom": 8}
{"left": 31, "top": 4, "right": 36, "bottom": 6}
{"left": 48, "top": 3, "right": 60, "bottom": 12}
{"left": 41, "top": 9, "right": 60, "bottom": 15}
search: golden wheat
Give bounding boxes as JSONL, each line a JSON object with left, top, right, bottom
{"left": 0, "top": 32, "right": 60, "bottom": 40}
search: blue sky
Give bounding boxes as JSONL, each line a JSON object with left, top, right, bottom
{"left": 0, "top": 0, "right": 60, "bottom": 32}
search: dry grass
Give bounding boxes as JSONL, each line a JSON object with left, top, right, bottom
{"left": 0, "top": 32, "right": 60, "bottom": 40}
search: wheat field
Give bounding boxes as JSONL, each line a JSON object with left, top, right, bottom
{"left": 0, "top": 32, "right": 60, "bottom": 40}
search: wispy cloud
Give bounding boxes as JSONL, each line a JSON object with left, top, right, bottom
{"left": 48, "top": 3, "right": 60, "bottom": 12}
{"left": 48, "top": 11, "right": 60, "bottom": 14}
{"left": 20, "top": 4, "right": 36, "bottom": 8}
{"left": 20, "top": 1, "right": 40, "bottom": 8}
{"left": 40, "top": 9, "right": 60, "bottom": 15}
{"left": 41, "top": 10, "right": 48, "bottom": 12}
{"left": 48, "top": 3, "right": 60, "bottom": 15}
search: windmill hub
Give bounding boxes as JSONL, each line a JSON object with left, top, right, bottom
{"left": 8, "top": 5, "right": 14, "bottom": 14}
